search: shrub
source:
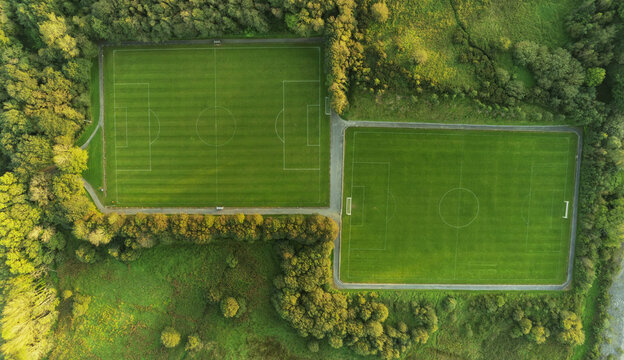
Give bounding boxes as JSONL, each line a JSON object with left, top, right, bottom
{"left": 161, "top": 327, "right": 180, "bottom": 348}
{"left": 71, "top": 294, "right": 91, "bottom": 318}
{"left": 75, "top": 244, "right": 97, "bottom": 264}
{"left": 443, "top": 296, "right": 457, "bottom": 312}
{"left": 221, "top": 297, "right": 239, "bottom": 318}
{"left": 307, "top": 340, "right": 320, "bottom": 353}
{"left": 226, "top": 253, "right": 238, "bottom": 268}
{"left": 185, "top": 334, "right": 203, "bottom": 352}
{"left": 62, "top": 290, "right": 73, "bottom": 300}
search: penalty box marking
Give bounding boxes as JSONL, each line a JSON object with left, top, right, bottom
{"left": 113, "top": 82, "right": 152, "bottom": 172}
{"left": 282, "top": 80, "right": 322, "bottom": 171}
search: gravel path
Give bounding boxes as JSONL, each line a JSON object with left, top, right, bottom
{"left": 79, "top": 45, "right": 104, "bottom": 150}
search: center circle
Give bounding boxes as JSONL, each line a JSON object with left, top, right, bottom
{"left": 196, "top": 106, "right": 237, "bottom": 146}
{"left": 438, "top": 188, "right": 480, "bottom": 228}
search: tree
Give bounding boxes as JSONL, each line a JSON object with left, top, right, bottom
{"left": 12, "top": 135, "right": 53, "bottom": 179}
{"left": 559, "top": 311, "right": 585, "bottom": 346}
{"left": 528, "top": 324, "right": 550, "bottom": 344}
{"left": 221, "top": 297, "right": 239, "bottom": 318}
{"left": 39, "top": 13, "right": 79, "bottom": 58}
{"left": 585, "top": 67, "right": 606, "bottom": 87}
{"left": 161, "top": 327, "right": 180, "bottom": 348}
{"left": 0, "top": 173, "right": 42, "bottom": 274}
{"left": 1, "top": 275, "right": 59, "bottom": 360}
{"left": 519, "top": 317, "right": 533, "bottom": 335}
{"left": 53, "top": 145, "right": 88, "bottom": 174}
{"left": 371, "top": 3, "right": 389, "bottom": 23}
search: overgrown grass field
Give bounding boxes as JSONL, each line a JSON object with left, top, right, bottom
{"left": 99, "top": 44, "right": 329, "bottom": 207}
{"left": 340, "top": 127, "right": 578, "bottom": 285}
{"left": 51, "top": 242, "right": 364, "bottom": 360}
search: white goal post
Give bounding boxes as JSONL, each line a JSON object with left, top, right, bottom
{"left": 563, "top": 201, "right": 570, "bottom": 219}
{"left": 346, "top": 197, "right": 352, "bottom": 216}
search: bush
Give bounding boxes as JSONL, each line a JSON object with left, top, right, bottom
{"left": 161, "top": 327, "right": 180, "bottom": 348}
{"left": 226, "top": 253, "right": 238, "bottom": 268}
{"left": 71, "top": 294, "right": 91, "bottom": 318}
{"left": 75, "top": 244, "right": 97, "bottom": 264}
{"left": 307, "top": 340, "right": 320, "bottom": 353}
{"left": 443, "top": 296, "right": 457, "bottom": 312}
{"left": 221, "top": 297, "right": 239, "bottom": 318}
{"left": 185, "top": 334, "right": 203, "bottom": 352}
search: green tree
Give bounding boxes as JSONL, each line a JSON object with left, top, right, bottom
{"left": 161, "top": 326, "right": 180, "bottom": 348}
{"left": 371, "top": 2, "right": 389, "bottom": 23}
{"left": 53, "top": 145, "right": 88, "bottom": 174}
{"left": 559, "top": 311, "right": 585, "bottom": 346}
{"left": 39, "top": 13, "right": 79, "bottom": 58}
{"left": 585, "top": 67, "right": 606, "bottom": 87}
{"left": 1, "top": 275, "right": 59, "bottom": 360}
{"left": 221, "top": 297, "right": 239, "bottom": 318}
{"left": 519, "top": 317, "right": 533, "bottom": 335}
{"left": 528, "top": 324, "right": 550, "bottom": 344}
{"left": 0, "top": 173, "right": 42, "bottom": 274}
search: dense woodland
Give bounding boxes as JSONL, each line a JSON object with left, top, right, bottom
{"left": 0, "top": 0, "right": 623, "bottom": 359}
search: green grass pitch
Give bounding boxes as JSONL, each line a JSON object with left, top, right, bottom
{"left": 340, "top": 127, "right": 578, "bottom": 285}
{"left": 100, "top": 44, "right": 329, "bottom": 207}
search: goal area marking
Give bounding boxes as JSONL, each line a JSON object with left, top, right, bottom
{"left": 346, "top": 197, "right": 352, "bottom": 215}
{"left": 563, "top": 201, "right": 570, "bottom": 219}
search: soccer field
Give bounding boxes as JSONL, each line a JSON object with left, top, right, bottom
{"left": 340, "top": 127, "right": 579, "bottom": 285}
{"left": 100, "top": 44, "right": 329, "bottom": 207}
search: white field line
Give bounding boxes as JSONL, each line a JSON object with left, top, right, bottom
{"left": 525, "top": 165, "right": 534, "bottom": 250}
{"left": 113, "top": 51, "right": 118, "bottom": 203}
{"left": 214, "top": 48, "right": 218, "bottom": 202}
{"left": 274, "top": 109, "right": 284, "bottom": 143}
{"left": 453, "top": 160, "right": 464, "bottom": 280}
{"left": 113, "top": 46, "right": 322, "bottom": 52}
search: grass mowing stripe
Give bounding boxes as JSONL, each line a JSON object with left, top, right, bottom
{"left": 340, "top": 127, "right": 578, "bottom": 285}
